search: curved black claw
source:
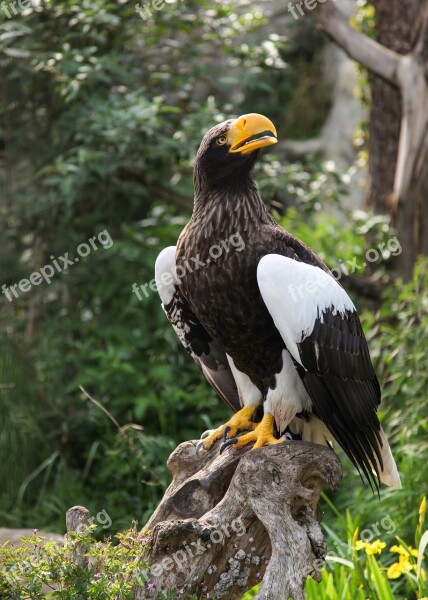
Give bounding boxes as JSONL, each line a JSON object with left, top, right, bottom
{"left": 195, "top": 440, "right": 206, "bottom": 457}
{"left": 200, "top": 430, "right": 213, "bottom": 440}
{"left": 283, "top": 432, "right": 293, "bottom": 441}
{"left": 219, "top": 436, "right": 239, "bottom": 455}
{"left": 222, "top": 425, "right": 231, "bottom": 443}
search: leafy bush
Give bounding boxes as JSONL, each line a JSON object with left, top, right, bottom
{"left": 0, "top": 524, "right": 149, "bottom": 599}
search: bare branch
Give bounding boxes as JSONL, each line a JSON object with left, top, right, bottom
{"left": 278, "top": 139, "right": 323, "bottom": 160}
{"left": 312, "top": 2, "right": 402, "bottom": 86}
{"left": 392, "top": 55, "right": 428, "bottom": 205}
{"left": 79, "top": 385, "right": 121, "bottom": 430}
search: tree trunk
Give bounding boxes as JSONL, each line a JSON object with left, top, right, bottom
{"left": 133, "top": 439, "right": 342, "bottom": 599}
{"left": 309, "top": 0, "right": 428, "bottom": 280}
{"left": 368, "top": 0, "right": 427, "bottom": 278}
{"left": 368, "top": 0, "right": 418, "bottom": 215}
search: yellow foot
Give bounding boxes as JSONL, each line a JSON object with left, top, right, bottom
{"left": 196, "top": 405, "right": 258, "bottom": 454}
{"left": 223, "top": 414, "right": 282, "bottom": 451}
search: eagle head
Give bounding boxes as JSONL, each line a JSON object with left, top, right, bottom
{"left": 194, "top": 113, "right": 278, "bottom": 192}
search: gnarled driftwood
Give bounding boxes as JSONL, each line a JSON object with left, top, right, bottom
{"left": 136, "top": 439, "right": 342, "bottom": 600}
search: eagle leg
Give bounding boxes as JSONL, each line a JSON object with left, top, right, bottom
{"left": 196, "top": 405, "right": 258, "bottom": 454}
{"left": 220, "top": 413, "right": 282, "bottom": 452}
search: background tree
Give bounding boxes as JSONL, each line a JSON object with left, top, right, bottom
{"left": 313, "top": 0, "right": 428, "bottom": 278}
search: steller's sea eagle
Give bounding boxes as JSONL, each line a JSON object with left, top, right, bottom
{"left": 155, "top": 113, "right": 401, "bottom": 491}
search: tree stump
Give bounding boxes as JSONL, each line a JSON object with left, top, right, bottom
{"left": 137, "top": 439, "right": 342, "bottom": 600}
{"left": 66, "top": 505, "right": 91, "bottom": 569}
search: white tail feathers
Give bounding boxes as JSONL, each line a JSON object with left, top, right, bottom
{"left": 289, "top": 416, "right": 333, "bottom": 446}
{"left": 290, "top": 418, "right": 401, "bottom": 489}
{"left": 376, "top": 427, "right": 402, "bottom": 489}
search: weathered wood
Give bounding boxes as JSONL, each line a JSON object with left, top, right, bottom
{"left": 66, "top": 505, "right": 91, "bottom": 569}
{"left": 136, "top": 439, "right": 342, "bottom": 600}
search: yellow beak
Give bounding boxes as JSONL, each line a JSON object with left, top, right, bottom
{"left": 227, "top": 113, "right": 278, "bottom": 154}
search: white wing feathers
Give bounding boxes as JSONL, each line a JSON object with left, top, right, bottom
{"left": 257, "top": 254, "right": 355, "bottom": 367}
{"left": 155, "top": 246, "right": 178, "bottom": 306}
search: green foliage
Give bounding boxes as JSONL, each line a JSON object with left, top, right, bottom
{"left": 352, "top": 0, "right": 376, "bottom": 39}
{"left": 305, "top": 496, "right": 428, "bottom": 600}
{"left": 0, "top": 524, "right": 150, "bottom": 599}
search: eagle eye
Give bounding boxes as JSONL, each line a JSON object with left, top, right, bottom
{"left": 216, "top": 135, "right": 227, "bottom": 146}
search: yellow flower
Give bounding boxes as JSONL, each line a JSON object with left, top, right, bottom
{"left": 387, "top": 556, "right": 412, "bottom": 579}
{"left": 398, "top": 554, "right": 414, "bottom": 572}
{"left": 387, "top": 562, "right": 404, "bottom": 579}
{"left": 390, "top": 544, "right": 418, "bottom": 558}
{"left": 355, "top": 539, "right": 386, "bottom": 555}
{"left": 387, "top": 546, "right": 425, "bottom": 580}
{"left": 367, "top": 540, "right": 387, "bottom": 555}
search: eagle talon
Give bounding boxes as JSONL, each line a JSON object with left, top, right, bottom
{"left": 195, "top": 440, "right": 206, "bottom": 457}
{"left": 196, "top": 405, "right": 258, "bottom": 454}
{"left": 200, "top": 430, "right": 213, "bottom": 440}
{"left": 219, "top": 436, "right": 239, "bottom": 454}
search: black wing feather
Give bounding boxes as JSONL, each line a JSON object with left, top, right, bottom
{"left": 297, "top": 307, "right": 383, "bottom": 491}
{"left": 163, "top": 287, "right": 241, "bottom": 413}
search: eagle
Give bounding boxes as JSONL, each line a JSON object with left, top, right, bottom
{"left": 155, "top": 113, "right": 401, "bottom": 491}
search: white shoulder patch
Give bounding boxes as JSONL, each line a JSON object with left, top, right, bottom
{"left": 155, "top": 246, "right": 177, "bottom": 305}
{"left": 257, "top": 254, "right": 355, "bottom": 365}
